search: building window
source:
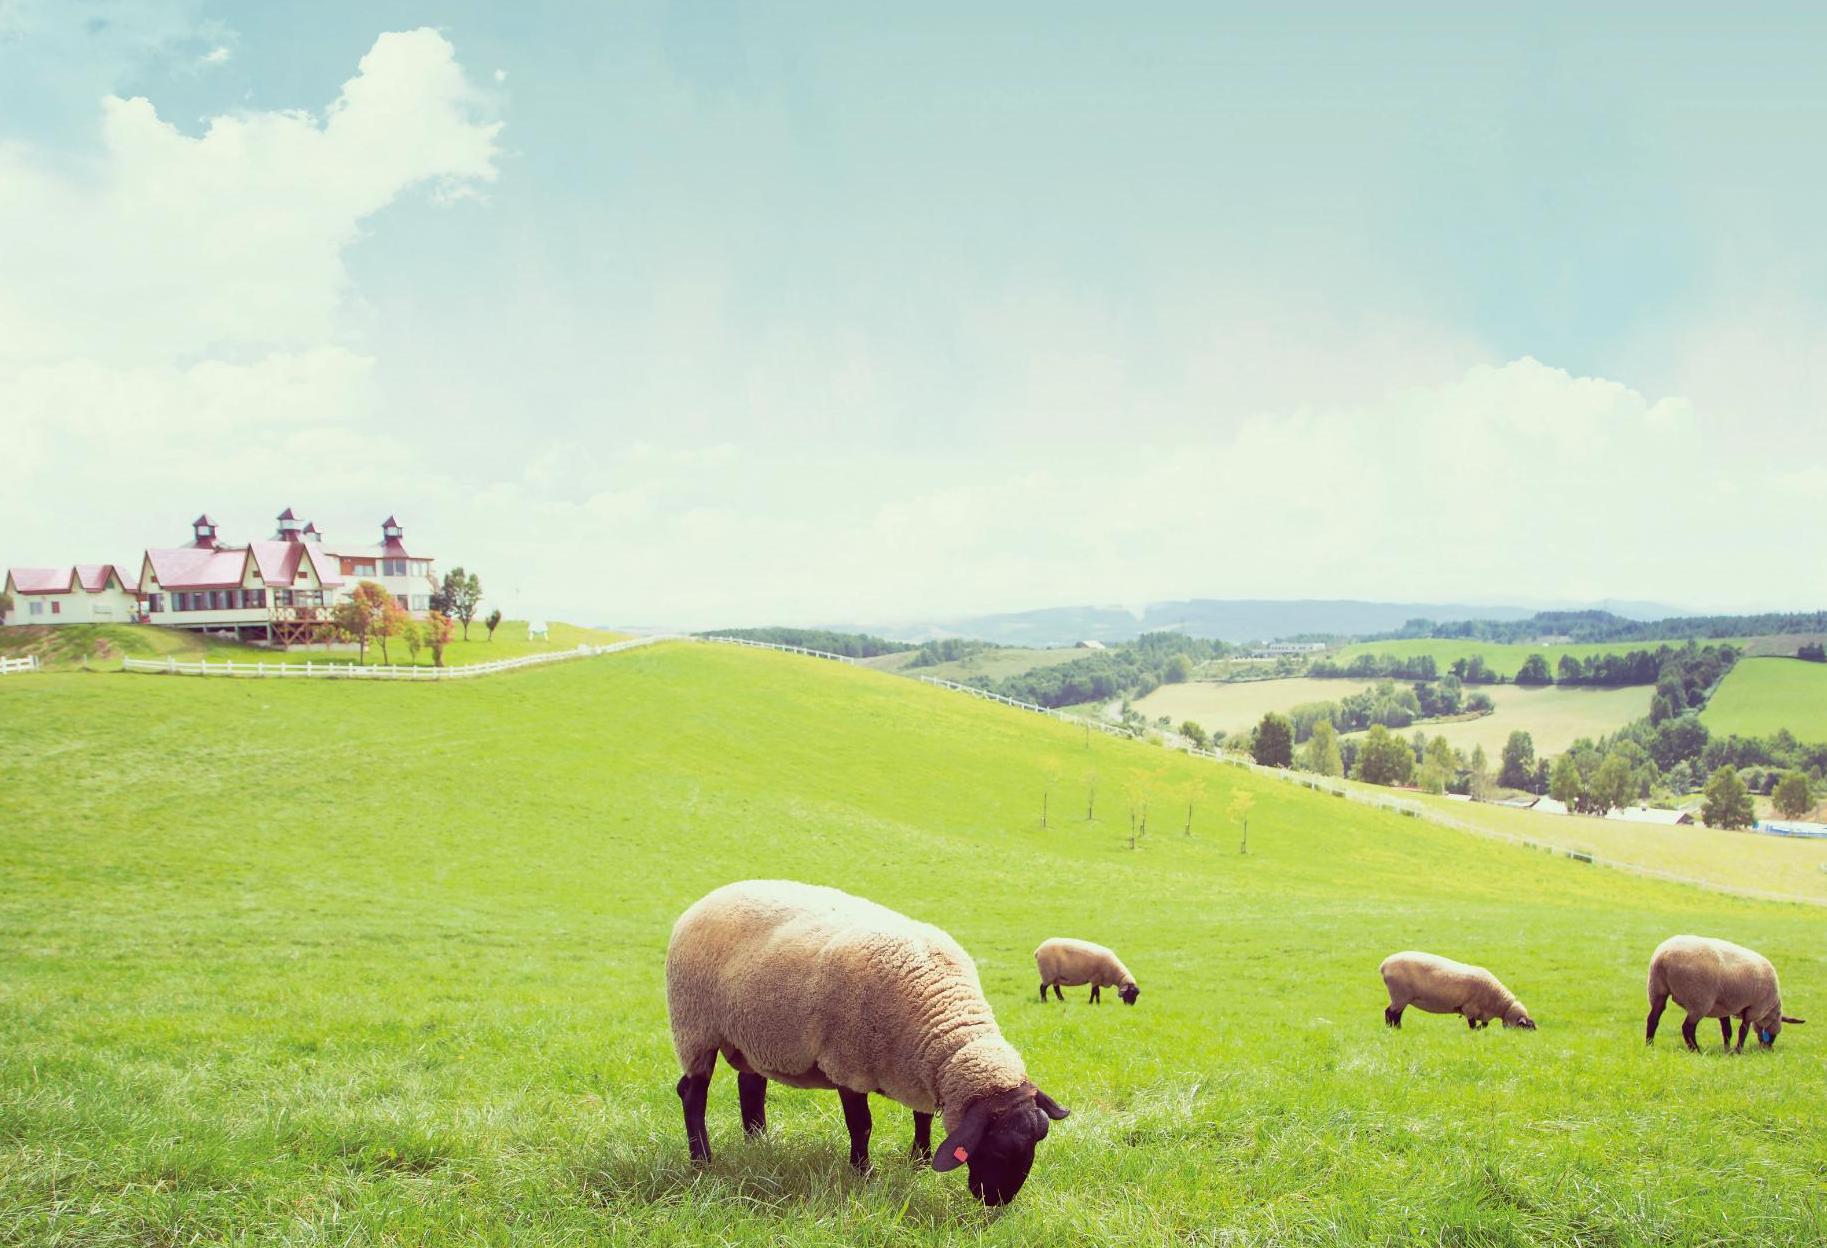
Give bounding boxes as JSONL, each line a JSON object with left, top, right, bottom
{"left": 274, "top": 589, "right": 293, "bottom": 608}
{"left": 29, "top": 600, "right": 43, "bottom": 616}
{"left": 383, "top": 559, "right": 407, "bottom": 577}
{"left": 395, "top": 594, "right": 410, "bottom": 610}
{"left": 148, "top": 593, "right": 163, "bottom": 613}
{"left": 51, "top": 601, "right": 61, "bottom": 615}
{"left": 246, "top": 588, "right": 265, "bottom": 608}
{"left": 409, "top": 594, "right": 429, "bottom": 611}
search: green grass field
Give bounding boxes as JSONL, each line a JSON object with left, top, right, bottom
{"left": 865, "top": 645, "right": 1086, "bottom": 684}
{"left": 1137, "top": 677, "right": 1648, "bottom": 756}
{"left": 3, "top": 644, "right": 1824, "bottom": 1244}
{"left": 0, "top": 620, "right": 625, "bottom": 671}
{"left": 1701, "top": 657, "right": 1827, "bottom": 742}
{"left": 1329, "top": 637, "right": 1747, "bottom": 680}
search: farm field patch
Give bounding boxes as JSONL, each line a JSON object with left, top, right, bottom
{"left": 1701, "top": 657, "right": 1827, "bottom": 742}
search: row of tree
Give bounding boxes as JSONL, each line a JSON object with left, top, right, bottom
{"left": 1374, "top": 608, "right": 1827, "bottom": 646}
{"left": 329, "top": 566, "right": 499, "bottom": 665}
{"left": 986, "top": 632, "right": 1231, "bottom": 708}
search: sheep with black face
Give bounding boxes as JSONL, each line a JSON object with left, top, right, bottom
{"left": 1646, "top": 935, "right": 1804, "bottom": 1052}
{"left": 665, "top": 879, "right": 1069, "bottom": 1206}
{"left": 1035, "top": 937, "right": 1140, "bottom": 1005}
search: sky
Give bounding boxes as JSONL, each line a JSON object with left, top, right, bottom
{"left": 2, "top": 2, "right": 1824, "bottom": 628}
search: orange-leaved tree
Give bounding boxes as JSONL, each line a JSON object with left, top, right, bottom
{"left": 331, "top": 581, "right": 395, "bottom": 664}
{"left": 426, "top": 610, "right": 455, "bottom": 668}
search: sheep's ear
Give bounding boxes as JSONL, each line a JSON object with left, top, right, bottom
{"left": 1034, "top": 1088, "right": 1070, "bottom": 1120}
{"left": 1781, "top": 1015, "right": 1805, "bottom": 1024}
{"left": 931, "top": 1101, "right": 991, "bottom": 1173}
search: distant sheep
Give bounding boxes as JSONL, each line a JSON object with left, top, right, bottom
{"left": 1646, "top": 935, "right": 1805, "bottom": 1052}
{"left": 1380, "top": 951, "right": 1535, "bottom": 1030}
{"left": 1034, "top": 937, "right": 1139, "bottom": 1005}
{"left": 665, "top": 880, "right": 1069, "bottom": 1206}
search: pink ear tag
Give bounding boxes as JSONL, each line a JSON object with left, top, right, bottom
{"left": 953, "top": 1146, "right": 969, "bottom": 1163}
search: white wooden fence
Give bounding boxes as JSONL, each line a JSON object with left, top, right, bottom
{"left": 0, "top": 654, "right": 41, "bottom": 676}
{"left": 697, "top": 636, "right": 859, "bottom": 664}
{"left": 121, "top": 634, "right": 677, "bottom": 680}
{"left": 912, "top": 675, "right": 1138, "bottom": 739}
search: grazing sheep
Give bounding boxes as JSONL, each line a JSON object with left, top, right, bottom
{"left": 1034, "top": 937, "right": 1140, "bottom": 1005}
{"left": 1646, "top": 935, "right": 1805, "bottom": 1052}
{"left": 666, "top": 880, "right": 1069, "bottom": 1206}
{"left": 1380, "top": 950, "right": 1536, "bottom": 1030}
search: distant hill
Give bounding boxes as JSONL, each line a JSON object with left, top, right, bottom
{"left": 852, "top": 599, "right": 1622, "bottom": 646}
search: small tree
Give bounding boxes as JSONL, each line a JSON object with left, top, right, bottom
{"left": 1549, "top": 754, "right": 1583, "bottom": 808}
{"left": 1252, "top": 712, "right": 1294, "bottom": 768}
{"left": 401, "top": 620, "right": 425, "bottom": 665}
{"left": 0, "top": 590, "right": 12, "bottom": 622}
{"left": 1773, "top": 770, "right": 1814, "bottom": 819}
{"left": 1701, "top": 765, "right": 1755, "bottom": 830}
{"left": 1468, "top": 744, "right": 1491, "bottom": 802}
{"left": 1180, "top": 720, "right": 1211, "bottom": 751}
{"left": 1499, "top": 731, "right": 1536, "bottom": 789}
{"left": 1586, "top": 753, "right": 1633, "bottom": 816}
{"left": 1353, "top": 724, "right": 1414, "bottom": 787}
{"left": 1515, "top": 654, "right": 1553, "bottom": 686}
{"left": 437, "top": 567, "right": 484, "bottom": 640}
{"left": 426, "top": 610, "right": 455, "bottom": 668}
{"left": 1229, "top": 790, "right": 1255, "bottom": 854}
{"left": 331, "top": 581, "right": 393, "bottom": 664}
{"left": 1302, "top": 719, "right": 1344, "bottom": 777}
{"left": 373, "top": 594, "right": 408, "bottom": 664}
{"left": 484, "top": 608, "right": 502, "bottom": 641}
{"left": 1163, "top": 653, "right": 1193, "bottom": 683}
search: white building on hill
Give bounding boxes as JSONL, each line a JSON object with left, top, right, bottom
{"left": 2, "top": 565, "right": 140, "bottom": 625}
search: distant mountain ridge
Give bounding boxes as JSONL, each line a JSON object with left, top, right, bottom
{"left": 847, "top": 598, "right": 1687, "bottom": 646}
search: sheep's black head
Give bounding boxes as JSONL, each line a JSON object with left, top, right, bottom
{"left": 1119, "top": 983, "right": 1140, "bottom": 1006}
{"left": 933, "top": 1084, "right": 1069, "bottom": 1207}
{"left": 1759, "top": 1013, "right": 1805, "bottom": 1048}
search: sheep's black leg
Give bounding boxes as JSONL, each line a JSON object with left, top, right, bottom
{"left": 1466, "top": 1014, "right": 1477, "bottom": 1030}
{"left": 1091, "top": 985, "right": 1101, "bottom": 1004}
{"left": 1734, "top": 1016, "right": 1749, "bottom": 1053}
{"left": 838, "top": 1089, "right": 873, "bottom": 1172}
{"left": 738, "top": 1072, "right": 768, "bottom": 1135}
{"left": 1680, "top": 1015, "right": 1699, "bottom": 1052}
{"left": 910, "top": 1111, "right": 933, "bottom": 1162}
{"left": 1719, "top": 1017, "right": 1733, "bottom": 1050}
{"left": 1039, "top": 980, "right": 1048, "bottom": 1002}
{"left": 1052, "top": 984, "right": 1063, "bottom": 1001}
{"left": 1384, "top": 1004, "right": 1403, "bottom": 1029}
{"left": 1645, "top": 993, "right": 1667, "bottom": 1045}
{"left": 677, "top": 1071, "right": 713, "bottom": 1163}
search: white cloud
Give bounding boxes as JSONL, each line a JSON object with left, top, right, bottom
{"left": 202, "top": 45, "right": 231, "bottom": 65}
{"left": 0, "top": 29, "right": 497, "bottom": 566}
{"left": 0, "top": 27, "right": 498, "bottom": 365}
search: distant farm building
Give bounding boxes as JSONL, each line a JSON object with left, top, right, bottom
{"left": 1244, "top": 641, "right": 1328, "bottom": 659}
{"left": 1606, "top": 806, "right": 1693, "bottom": 827}
{"left": 1755, "top": 819, "right": 1827, "bottom": 840}
{"left": 528, "top": 621, "right": 550, "bottom": 641}
{"left": 6, "top": 508, "right": 444, "bottom": 645}
{"left": 2, "top": 565, "right": 139, "bottom": 625}
{"left": 1075, "top": 639, "right": 1106, "bottom": 650}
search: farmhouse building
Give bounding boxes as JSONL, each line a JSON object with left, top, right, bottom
{"left": 1, "top": 565, "right": 140, "bottom": 625}
{"left": 7, "top": 508, "right": 441, "bottom": 645}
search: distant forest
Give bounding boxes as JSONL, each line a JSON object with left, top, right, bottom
{"left": 1374, "top": 609, "right": 1827, "bottom": 645}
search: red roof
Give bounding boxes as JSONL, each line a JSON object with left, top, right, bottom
{"left": 7, "top": 565, "right": 135, "bottom": 595}
{"left": 304, "top": 544, "right": 344, "bottom": 587}
{"left": 192, "top": 514, "right": 217, "bottom": 527}
{"left": 381, "top": 515, "right": 400, "bottom": 528}
{"left": 8, "top": 567, "right": 77, "bottom": 594}
{"left": 143, "top": 546, "right": 249, "bottom": 590}
{"left": 277, "top": 507, "right": 298, "bottom": 522}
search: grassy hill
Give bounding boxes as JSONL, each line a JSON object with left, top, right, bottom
{"left": 3, "top": 644, "right": 1824, "bottom": 1244}
{"left": 1702, "top": 657, "right": 1827, "bottom": 741}
{"left": 0, "top": 620, "right": 624, "bottom": 671}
